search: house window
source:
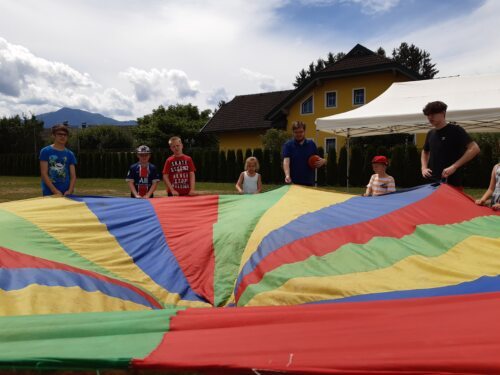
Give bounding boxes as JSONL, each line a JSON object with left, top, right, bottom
{"left": 353, "top": 88, "right": 365, "bottom": 105}
{"left": 325, "top": 91, "right": 337, "bottom": 108}
{"left": 325, "top": 137, "right": 337, "bottom": 154}
{"left": 301, "top": 96, "right": 313, "bottom": 114}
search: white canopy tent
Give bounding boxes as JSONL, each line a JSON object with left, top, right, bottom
{"left": 315, "top": 74, "right": 500, "bottom": 137}
{"left": 314, "top": 74, "right": 500, "bottom": 188}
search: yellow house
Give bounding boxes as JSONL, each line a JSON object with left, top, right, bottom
{"left": 201, "top": 44, "right": 423, "bottom": 153}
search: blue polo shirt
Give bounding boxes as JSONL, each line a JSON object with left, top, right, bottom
{"left": 282, "top": 138, "right": 318, "bottom": 186}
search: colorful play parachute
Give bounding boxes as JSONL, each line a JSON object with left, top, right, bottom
{"left": 1, "top": 184, "right": 500, "bottom": 373}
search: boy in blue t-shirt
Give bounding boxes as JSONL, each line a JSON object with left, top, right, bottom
{"left": 39, "top": 124, "right": 77, "bottom": 196}
{"left": 126, "top": 145, "right": 160, "bottom": 198}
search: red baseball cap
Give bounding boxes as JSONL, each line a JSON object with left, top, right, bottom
{"left": 371, "top": 155, "right": 388, "bottom": 165}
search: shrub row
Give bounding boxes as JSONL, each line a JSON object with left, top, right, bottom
{"left": 0, "top": 144, "right": 495, "bottom": 188}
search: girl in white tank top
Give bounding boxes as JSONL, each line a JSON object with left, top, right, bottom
{"left": 235, "top": 156, "right": 262, "bottom": 194}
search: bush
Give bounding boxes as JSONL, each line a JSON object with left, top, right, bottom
{"left": 208, "top": 150, "right": 219, "bottom": 182}
{"left": 403, "top": 145, "right": 423, "bottom": 187}
{"left": 479, "top": 142, "right": 494, "bottom": 186}
{"left": 76, "top": 126, "right": 134, "bottom": 151}
{"left": 362, "top": 145, "right": 376, "bottom": 184}
{"left": 261, "top": 128, "right": 290, "bottom": 153}
{"left": 245, "top": 148, "right": 253, "bottom": 161}
{"left": 338, "top": 146, "right": 347, "bottom": 186}
{"left": 226, "top": 150, "right": 237, "bottom": 182}
{"left": 261, "top": 149, "right": 271, "bottom": 184}
{"left": 326, "top": 146, "right": 337, "bottom": 186}
{"left": 348, "top": 145, "right": 364, "bottom": 186}
{"left": 389, "top": 145, "right": 405, "bottom": 186}
{"left": 192, "top": 149, "right": 204, "bottom": 181}
{"left": 271, "top": 150, "right": 282, "bottom": 184}
{"left": 218, "top": 151, "right": 227, "bottom": 182}
{"left": 236, "top": 149, "right": 244, "bottom": 174}
{"left": 316, "top": 147, "right": 326, "bottom": 186}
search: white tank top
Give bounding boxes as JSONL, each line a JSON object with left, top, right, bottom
{"left": 242, "top": 171, "right": 259, "bottom": 194}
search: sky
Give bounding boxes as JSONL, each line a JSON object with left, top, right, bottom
{"left": 0, "top": 0, "right": 499, "bottom": 121}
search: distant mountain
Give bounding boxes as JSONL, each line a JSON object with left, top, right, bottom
{"left": 37, "top": 107, "right": 137, "bottom": 128}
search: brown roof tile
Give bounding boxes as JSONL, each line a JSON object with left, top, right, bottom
{"left": 321, "top": 44, "right": 393, "bottom": 73}
{"left": 201, "top": 90, "right": 293, "bottom": 133}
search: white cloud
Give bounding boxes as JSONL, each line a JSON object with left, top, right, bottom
{"left": 0, "top": 37, "right": 135, "bottom": 118}
{"left": 298, "top": 0, "right": 399, "bottom": 14}
{"left": 0, "top": 37, "right": 97, "bottom": 98}
{"left": 167, "top": 70, "right": 200, "bottom": 98}
{"left": 370, "top": 0, "right": 500, "bottom": 77}
{"left": 240, "top": 68, "right": 281, "bottom": 92}
{"left": 347, "top": 0, "right": 399, "bottom": 14}
{"left": 207, "top": 87, "right": 229, "bottom": 107}
{"left": 120, "top": 67, "right": 200, "bottom": 102}
{"left": 0, "top": 0, "right": 499, "bottom": 121}
{"left": 119, "top": 68, "right": 164, "bottom": 102}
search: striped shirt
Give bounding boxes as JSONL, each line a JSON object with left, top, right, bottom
{"left": 367, "top": 174, "right": 396, "bottom": 196}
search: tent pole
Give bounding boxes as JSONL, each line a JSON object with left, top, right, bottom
{"left": 346, "top": 130, "right": 350, "bottom": 192}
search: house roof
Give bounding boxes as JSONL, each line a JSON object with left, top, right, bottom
{"left": 200, "top": 90, "right": 293, "bottom": 133}
{"left": 266, "top": 44, "right": 423, "bottom": 121}
{"left": 320, "top": 44, "right": 394, "bottom": 73}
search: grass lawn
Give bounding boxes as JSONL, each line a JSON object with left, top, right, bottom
{"left": 0, "top": 176, "right": 485, "bottom": 203}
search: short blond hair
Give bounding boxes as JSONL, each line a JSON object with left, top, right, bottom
{"left": 168, "top": 136, "right": 182, "bottom": 145}
{"left": 245, "top": 156, "right": 260, "bottom": 171}
{"left": 291, "top": 121, "right": 306, "bottom": 131}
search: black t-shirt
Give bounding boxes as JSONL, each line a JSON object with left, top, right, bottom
{"left": 423, "top": 123, "right": 472, "bottom": 186}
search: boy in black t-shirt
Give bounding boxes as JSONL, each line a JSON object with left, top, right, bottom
{"left": 420, "top": 101, "right": 480, "bottom": 188}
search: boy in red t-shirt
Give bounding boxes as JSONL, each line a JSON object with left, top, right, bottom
{"left": 162, "top": 136, "right": 196, "bottom": 196}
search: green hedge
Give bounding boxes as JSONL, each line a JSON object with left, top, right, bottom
{"left": 0, "top": 145, "right": 493, "bottom": 189}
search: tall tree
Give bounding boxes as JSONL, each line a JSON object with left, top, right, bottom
{"left": 392, "top": 42, "right": 438, "bottom": 78}
{"left": 294, "top": 52, "right": 345, "bottom": 87}
{"left": 293, "top": 43, "right": 438, "bottom": 88}
{"left": 261, "top": 128, "right": 290, "bottom": 153}
{"left": 376, "top": 47, "right": 386, "bottom": 57}
{"left": 68, "top": 126, "right": 134, "bottom": 152}
{"left": 0, "top": 114, "right": 44, "bottom": 154}
{"left": 315, "top": 58, "right": 325, "bottom": 72}
{"left": 133, "top": 104, "right": 216, "bottom": 149}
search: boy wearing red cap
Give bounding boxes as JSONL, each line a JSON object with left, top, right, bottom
{"left": 364, "top": 155, "right": 396, "bottom": 196}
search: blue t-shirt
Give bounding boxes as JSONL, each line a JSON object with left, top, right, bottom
{"left": 282, "top": 138, "right": 318, "bottom": 186}
{"left": 126, "top": 162, "right": 160, "bottom": 197}
{"left": 39, "top": 145, "right": 77, "bottom": 196}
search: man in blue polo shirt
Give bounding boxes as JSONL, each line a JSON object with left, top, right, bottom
{"left": 282, "top": 121, "right": 326, "bottom": 186}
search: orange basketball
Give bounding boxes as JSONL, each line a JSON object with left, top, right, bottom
{"left": 308, "top": 154, "right": 321, "bottom": 169}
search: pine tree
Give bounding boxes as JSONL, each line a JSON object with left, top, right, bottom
{"left": 218, "top": 151, "right": 227, "bottom": 182}
{"left": 349, "top": 145, "right": 364, "bottom": 186}
{"left": 316, "top": 147, "right": 326, "bottom": 186}
{"left": 389, "top": 145, "right": 405, "bottom": 187}
{"left": 226, "top": 149, "right": 237, "bottom": 182}
{"left": 392, "top": 42, "right": 438, "bottom": 78}
{"left": 338, "top": 146, "right": 347, "bottom": 186}
{"left": 403, "top": 144, "right": 423, "bottom": 187}
{"left": 362, "top": 145, "right": 377, "bottom": 184}
{"left": 326, "top": 146, "right": 338, "bottom": 186}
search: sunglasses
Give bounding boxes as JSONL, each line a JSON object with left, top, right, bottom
{"left": 55, "top": 133, "right": 68, "bottom": 136}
